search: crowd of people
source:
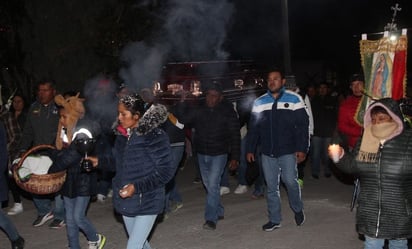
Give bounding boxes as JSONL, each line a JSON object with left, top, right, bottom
{"left": 0, "top": 68, "right": 411, "bottom": 249}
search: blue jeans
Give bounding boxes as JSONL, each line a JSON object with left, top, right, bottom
{"left": 311, "top": 136, "right": 332, "bottom": 176}
{"left": 63, "top": 196, "right": 98, "bottom": 249}
{"left": 198, "top": 153, "right": 227, "bottom": 223}
{"left": 0, "top": 209, "right": 19, "bottom": 241}
{"left": 364, "top": 235, "right": 407, "bottom": 249}
{"left": 220, "top": 166, "right": 229, "bottom": 187}
{"left": 252, "top": 152, "right": 265, "bottom": 196}
{"left": 165, "top": 145, "right": 184, "bottom": 212}
{"left": 261, "top": 153, "right": 303, "bottom": 224}
{"left": 237, "top": 137, "right": 248, "bottom": 186}
{"left": 33, "top": 194, "right": 65, "bottom": 220}
{"left": 123, "top": 214, "right": 157, "bottom": 249}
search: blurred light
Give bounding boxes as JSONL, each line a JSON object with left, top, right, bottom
{"left": 153, "top": 81, "right": 163, "bottom": 95}
{"left": 190, "top": 80, "right": 202, "bottom": 96}
{"left": 389, "top": 34, "right": 398, "bottom": 41}
{"left": 234, "top": 79, "right": 244, "bottom": 89}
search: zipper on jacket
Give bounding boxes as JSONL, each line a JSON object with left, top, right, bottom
{"left": 375, "top": 142, "right": 384, "bottom": 237}
{"left": 270, "top": 103, "right": 274, "bottom": 156}
{"left": 139, "top": 193, "right": 142, "bottom": 205}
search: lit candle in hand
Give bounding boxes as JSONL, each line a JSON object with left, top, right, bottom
{"left": 328, "top": 144, "right": 341, "bottom": 163}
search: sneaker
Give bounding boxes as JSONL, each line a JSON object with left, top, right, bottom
{"left": 88, "top": 234, "right": 106, "bottom": 249}
{"left": 220, "top": 186, "right": 230, "bottom": 196}
{"left": 32, "top": 212, "right": 54, "bottom": 227}
{"left": 7, "top": 203, "right": 23, "bottom": 216}
{"left": 311, "top": 174, "right": 319, "bottom": 179}
{"left": 11, "top": 236, "right": 25, "bottom": 249}
{"left": 251, "top": 193, "right": 264, "bottom": 200}
{"left": 49, "top": 219, "right": 66, "bottom": 229}
{"left": 262, "top": 221, "right": 281, "bottom": 231}
{"left": 297, "top": 179, "right": 304, "bottom": 189}
{"left": 170, "top": 202, "right": 183, "bottom": 213}
{"left": 324, "top": 173, "right": 332, "bottom": 178}
{"left": 202, "top": 220, "right": 216, "bottom": 230}
{"left": 295, "top": 210, "right": 305, "bottom": 226}
{"left": 234, "top": 184, "right": 248, "bottom": 194}
{"left": 97, "top": 194, "right": 107, "bottom": 203}
{"left": 106, "top": 189, "right": 113, "bottom": 198}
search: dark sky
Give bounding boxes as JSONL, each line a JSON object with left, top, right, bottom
{"left": 227, "top": 0, "right": 412, "bottom": 82}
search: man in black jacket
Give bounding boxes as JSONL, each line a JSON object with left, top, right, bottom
{"left": 181, "top": 82, "right": 240, "bottom": 230}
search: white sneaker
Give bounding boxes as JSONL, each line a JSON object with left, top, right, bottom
{"left": 96, "top": 194, "right": 106, "bottom": 203}
{"left": 88, "top": 234, "right": 106, "bottom": 249}
{"left": 220, "top": 186, "right": 230, "bottom": 196}
{"left": 7, "top": 203, "right": 23, "bottom": 215}
{"left": 234, "top": 184, "right": 248, "bottom": 194}
{"left": 106, "top": 189, "right": 113, "bottom": 198}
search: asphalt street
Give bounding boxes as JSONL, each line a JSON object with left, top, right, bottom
{"left": 1, "top": 158, "right": 371, "bottom": 249}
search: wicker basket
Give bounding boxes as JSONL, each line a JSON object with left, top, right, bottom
{"left": 13, "top": 144, "right": 66, "bottom": 195}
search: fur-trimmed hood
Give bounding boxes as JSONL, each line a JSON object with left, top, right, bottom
{"left": 136, "top": 103, "right": 168, "bottom": 135}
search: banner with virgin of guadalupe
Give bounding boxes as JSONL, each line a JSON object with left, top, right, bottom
{"left": 356, "top": 30, "right": 407, "bottom": 124}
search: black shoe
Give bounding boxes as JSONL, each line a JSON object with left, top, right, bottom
{"left": 203, "top": 220, "right": 216, "bottom": 230}
{"left": 32, "top": 212, "right": 54, "bottom": 227}
{"left": 11, "top": 236, "right": 25, "bottom": 249}
{"left": 295, "top": 210, "right": 305, "bottom": 226}
{"left": 48, "top": 219, "right": 65, "bottom": 229}
{"left": 262, "top": 221, "right": 281, "bottom": 231}
{"left": 324, "top": 173, "right": 332, "bottom": 178}
{"left": 218, "top": 215, "right": 224, "bottom": 220}
{"left": 311, "top": 174, "right": 319, "bottom": 179}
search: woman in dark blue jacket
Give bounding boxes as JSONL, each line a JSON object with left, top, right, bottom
{"left": 95, "top": 94, "right": 173, "bottom": 249}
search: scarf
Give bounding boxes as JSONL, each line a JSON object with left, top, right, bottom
{"left": 357, "top": 122, "right": 398, "bottom": 162}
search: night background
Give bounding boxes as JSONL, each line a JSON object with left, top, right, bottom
{"left": 0, "top": 0, "right": 411, "bottom": 100}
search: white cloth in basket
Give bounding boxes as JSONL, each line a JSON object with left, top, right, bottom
{"left": 20, "top": 155, "right": 53, "bottom": 175}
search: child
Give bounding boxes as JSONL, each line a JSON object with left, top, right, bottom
{"left": 48, "top": 95, "right": 106, "bottom": 249}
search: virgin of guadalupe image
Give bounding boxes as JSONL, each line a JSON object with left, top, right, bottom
{"left": 370, "top": 53, "right": 392, "bottom": 98}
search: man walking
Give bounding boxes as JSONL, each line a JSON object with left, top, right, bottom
{"left": 180, "top": 82, "right": 240, "bottom": 230}
{"left": 18, "top": 81, "right": 65, "bottom": 229}
{"left": 246, "top": 68, "right": 309, "bottom": 231}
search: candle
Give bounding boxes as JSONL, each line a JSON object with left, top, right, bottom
{"left": 329, "top": 144, "right": 341, "bottom": 163}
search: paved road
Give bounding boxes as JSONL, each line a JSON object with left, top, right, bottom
{"left": 1, "top": 159, "right": 365, "bottom": 249}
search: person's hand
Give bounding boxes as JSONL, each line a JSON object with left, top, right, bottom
{"left": 87, "top": 156, "right": 98, "bottom": 168}
{"left": 328, "top": 144, "right": 343, "bottom": 163}
{"left": 246, "top": 153, "right": 255, "bottom": 163}
{"left": 228, "top": 159, "right": 239, "bottom": 171}
{"left": 119, "top": 183, "right": 135, "bottom": 199}
{"left": 296, "top": 152, "right": 306, "bottom": 164}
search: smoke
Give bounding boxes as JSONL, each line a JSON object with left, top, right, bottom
{"left": 164, "top": 0, "right": 233, "bottom": 61}
{"left": 82, "top": 74, "right": 118, "bottom": 133}
{"left": 118, "top": 0, "right": 234, "bottom": 90}
{"left": 119, "top": 43, "right": 167, "bottom": 90}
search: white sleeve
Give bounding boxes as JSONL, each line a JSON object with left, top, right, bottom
{"left": 304, "top": 95, "right": 314, "bottom": 135}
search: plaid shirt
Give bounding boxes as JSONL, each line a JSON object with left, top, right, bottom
{"left": 0, "top": 111, "right": 23, "bottom": 162}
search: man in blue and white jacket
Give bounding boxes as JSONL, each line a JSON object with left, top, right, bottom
{"left": 246, "top": 68, "right": 310, "bottom": 232}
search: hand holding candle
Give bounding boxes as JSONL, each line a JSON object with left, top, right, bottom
{"left": 328, "top": 144, "right": 342, "bottom": 163}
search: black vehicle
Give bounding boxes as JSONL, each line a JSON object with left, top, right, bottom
{"left": 155, "top": 60, "right": 267, "bottom": 103}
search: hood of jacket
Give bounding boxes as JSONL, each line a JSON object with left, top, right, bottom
{"left": 136, "top": 103, "right": 168, "bottom": 135}
{"left": 363, "top": 98, "right": 404, "bottom": 134}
